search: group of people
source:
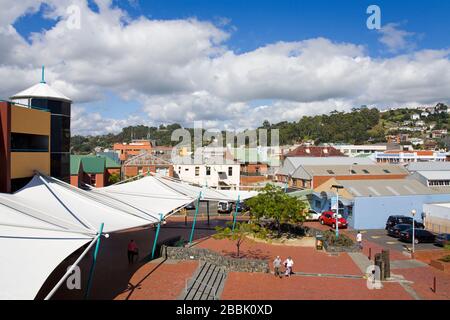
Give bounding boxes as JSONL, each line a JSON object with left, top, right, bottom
{"left": 272, "top": 256, "right": 294, "bottom": 278}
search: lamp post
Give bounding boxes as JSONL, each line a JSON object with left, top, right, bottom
{"left": 331, "top": 184, "right": 344, "bottom": 239}
{"left": 411, "top": 209, "right": 417, "bottom": 258}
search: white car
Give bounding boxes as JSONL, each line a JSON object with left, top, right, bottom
{"left": 306, "top": 209, "right": 321, "bottom": 221}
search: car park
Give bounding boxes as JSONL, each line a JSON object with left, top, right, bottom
{"left": 399, "top": 228, "right": 436, "bottom": 244}
{"left": 385, "top": 215, "right": 424, "bottom": 230}
{"left": 306, "top": 209, "right": 321, "bottom": 221}
{"left": 319, "top": 211, "right": 348, "bottom": 229}
{"left": 435, "top": 233, "right": 450, "bottom": 247}
{"left": 387, "top": 223, "right": 413, "bottom": 238}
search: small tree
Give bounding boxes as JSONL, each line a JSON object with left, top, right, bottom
{"left": 213, "top": 222, "right": 261, "bottom": 257}
{"left": 246, "top": 184, "right": 307, "bottom": 236}
{"left": 108, "top": 172, "right": 121, "bottom": 184}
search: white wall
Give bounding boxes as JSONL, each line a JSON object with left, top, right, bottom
{"left": 174, "top": 164, "right": 240, "bottom": 188}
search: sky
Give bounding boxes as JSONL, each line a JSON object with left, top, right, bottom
{"left": 1, "top": 0, "right": 450, "bottom": 135}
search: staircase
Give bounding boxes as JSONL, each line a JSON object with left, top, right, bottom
{"left": 181, "top": 261, "right": 228, "bottom": 300}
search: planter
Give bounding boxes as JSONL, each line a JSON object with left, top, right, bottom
{"left": 430, "top": 259, "right": 450, "bottom": 273}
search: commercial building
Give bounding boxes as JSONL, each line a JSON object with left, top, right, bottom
{"left": 314, "top": 178, "right": 450, "bottom": 229}
{"left": 10, "top": 69, "right": 72, "bottom": 183}
{"left": 0, "top": 101, "right": 51, "bottom": 192}
{"left": 122, "top": 151, "right": 174, "bottom": 178}
{"left": 173, "top": 156, "right": 240, "bottom": 189}
{"left": 231, "top": 148, "right": 279, "bottom": 185}
{"left": 113, "top": 139, "right": 153, "bottom": 162}
{"left": 375, "top": 150, "right": 449, "bottom": 163}
{"left": 423, "top": 203, "right": 450, "bottom": 234}
{"left": 332, "top": 144, "right": 388, "bottom": 157}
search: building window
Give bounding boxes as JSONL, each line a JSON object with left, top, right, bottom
{"left": 228, "top": 167, "right": 233, "bottom": 176}
{"left": 327, "top": 170, "right": 334, "bottom": 174}
{"left": 383, "top": 169, "right": 391, "bottom": 173}
{"left": 363, "top": 169, "right": 369, "bottom": 174}
{"left": 206, "top": 166, "right": 211, "bottom": 176}
{"left": 11, "top": 133, "right": 49, "bottom": 152}
{"left": 195, "top": 166, "right": 199, "bottom": 176}
{"left": 351, "top": 170, "right": 356, "bottom": 174}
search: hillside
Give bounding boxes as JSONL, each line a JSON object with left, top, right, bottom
{"left": 71, "top": 103, "right": 449, "bottom": 154}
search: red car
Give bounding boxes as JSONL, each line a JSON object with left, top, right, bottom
{"left": 319, "top": 211, "right": 348, "bottom": 229}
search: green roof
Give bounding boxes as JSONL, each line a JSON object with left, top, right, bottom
{"left": 70, "top": 155, "right": 83, "bottom": 175}
{"left": 70, "top": 155, "right": 119, "bottom": 175}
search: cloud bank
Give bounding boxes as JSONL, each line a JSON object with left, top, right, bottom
{"left": 1, "top": 0, "right": 450, "bottom": 135}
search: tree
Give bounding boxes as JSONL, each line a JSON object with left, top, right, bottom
{"left": 213, "top": 222, "right": 262, "bottom": 257}
{"left": 246, "top": 184, "right": 307, "bottom": 235}
{"left": 108, "top": 173, "right": 121, "bottom": 184}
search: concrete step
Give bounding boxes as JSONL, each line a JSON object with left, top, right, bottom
{"left": 183, "top": 261, "right": 228, "bottom": 300}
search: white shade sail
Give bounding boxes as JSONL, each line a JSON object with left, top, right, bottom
{"left": 92, "top": 175, "right": 195, "bottom": 217}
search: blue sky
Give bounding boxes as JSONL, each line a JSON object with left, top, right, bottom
{"left": 3, "top": 0, "right": 450, "bottom": 135}
{"left": 14, "top": 0, "right": 450, "bottom": 55}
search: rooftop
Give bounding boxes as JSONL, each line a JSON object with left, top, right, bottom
{"left": 285, "top": 146, "right": 345, "bottom": 157}
{"left": 10, "top": 82, "right": 72, "bottom": 103}
{"left": 407, "top": 162, "right": 450, "bottom": 172}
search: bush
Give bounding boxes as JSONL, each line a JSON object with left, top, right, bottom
{"left": 322, "top": 230, "right": 354, "bottom": 247}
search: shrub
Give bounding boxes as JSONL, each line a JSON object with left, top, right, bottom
{"left": 322, "top": 230, "right": 354, "bottom": 247}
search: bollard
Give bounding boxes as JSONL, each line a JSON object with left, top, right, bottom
{"left": 433, "top": 276, "right": 436, "bottom": 293}
{"left": 382, "top": 250, "right": 390, "bottom": 279}
{"left": 368, "top": 247, "right": 372, "bottom": 260}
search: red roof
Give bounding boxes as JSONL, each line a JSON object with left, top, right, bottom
{"left": 285, "top": 146, "right": 345, "bottom": 157}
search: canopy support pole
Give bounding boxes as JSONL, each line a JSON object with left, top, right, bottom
{"left": 232, "top": 195, "right": 240, "bottom": 232}
{"left": 84, "top": 223, "right": 104, "bottom": 300}
{"left": 44, "top": 235, "right": 99, "bottom": 300}
{"left": 206, "top": 201, "right": 210, "bottom": 226}
{"left": 151, "top": 213, "right": 163, "bottom": 259}
{"left": 189, "top": 192, "right": 202, "bottom": 246}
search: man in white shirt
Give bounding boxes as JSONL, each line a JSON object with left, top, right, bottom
{"left": 356, "top": 231, "right": 363, "bottom": 250}
{"left": 284, "top": 257, "right": 294, "bottom": 277}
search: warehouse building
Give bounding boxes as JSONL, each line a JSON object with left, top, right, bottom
{"left": 314, "top": 178, "right": 450, "bottom": 229}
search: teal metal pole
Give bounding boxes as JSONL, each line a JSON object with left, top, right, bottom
{"left": 41, "top": 65, "right": 45, "bottom": 83}
{"left": 85, "top": 223, "right": 104, "bottom": 300}
{"left": 151, "top": 213, "right": 163, "bottom": 259}
{"left": 232, "top": 195, "right": 240, "bottom": 232}
{"left": 189, "top": 192, "right": 202, "bottom": 245}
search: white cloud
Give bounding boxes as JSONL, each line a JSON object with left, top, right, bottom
{"left": 1, "top": 1, "right": 449, "bottom": 135}
{"left": 378, "top": 22, "right": 417, "bottom": 53}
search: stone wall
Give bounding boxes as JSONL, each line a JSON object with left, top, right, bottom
{"left": 161, "top": 245, "right": 270, "bottom": 273}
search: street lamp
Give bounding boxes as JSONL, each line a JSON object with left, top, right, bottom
{"left": 332, "top": 184, "right": 344, "bottom": 239}
{"left": 411, "top": 209, "right": 417, "bottom": 257}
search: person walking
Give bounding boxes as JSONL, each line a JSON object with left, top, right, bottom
{"left": 127, "top": 240, "right": 138, "bottom": 264}
{"left": 284, "top": 256, "right": 294, "bottom": 277}
{"left": 356, "top": 231, "right": 363, "bottom": 250}
{"left": 273, "top": 256, "right": 282, "bottom": 278}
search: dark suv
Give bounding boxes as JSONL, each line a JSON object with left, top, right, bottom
{"left": 385, "top": 215, "right": 424, "bottom": 230}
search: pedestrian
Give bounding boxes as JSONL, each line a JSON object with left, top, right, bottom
{"left": 356, "top": 231, "right": 363, "bottom": 250}
{"left": 283, "top": 256, "right": 294, "bottom": 277}
{"left": 273, "top": 256, "right": 282, "bottom": 278}
{"left": 127, "top": 240, "right": 138, "bottom": 264}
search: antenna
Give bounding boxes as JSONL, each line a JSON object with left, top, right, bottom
{"left": 41, "top": 66, "right": 46, "bottom": 84}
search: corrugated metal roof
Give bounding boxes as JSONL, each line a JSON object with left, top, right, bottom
{"left": 416, "top": 171, "right": 450, "bottom": 180}
{"left": 291, "top": 164, "right": 407, "bottom": 179}
{"left": 336, "top": 179, "right": 437, "bottom": 197}
{"left": 407, "top": 162, "right": 450, "bottom": 172}
{"left": 285, "top": 156, "right": 374, "bottom": 167}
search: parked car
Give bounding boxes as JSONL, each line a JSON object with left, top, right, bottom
{"left": 387, "top": 224, "right": 413, "bottom": 238}
{"left": 435, "top": 233, "right": 450, "bottom": 247}
{"left": 185, "top": 201, "right": 196, "bottom": 210}
{"left": 399, "top": 228, "right": 436, "bottom": 244}
{"left": 235, "top": 201, "right": 249, "bottom": 212}
{"left": 319, "top": 211, "right": 348, "bottom": 229}
{"left": 306, "top": 209, "right": 321, "bottom": 221}
{"left": 385, "top": 215, "right": 424, "bottom": 230}
{"left": 217, "top": 201, "right": 233, "bottom": 214}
